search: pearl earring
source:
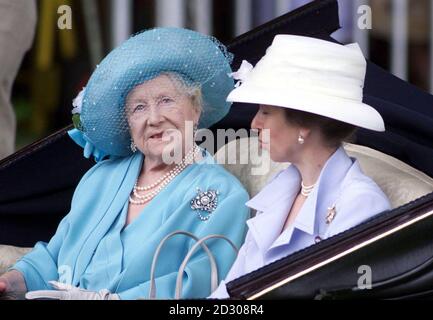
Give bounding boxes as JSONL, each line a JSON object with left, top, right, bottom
{"left": 130, "top": 139, "right": 137, "bottom": 153}
{"left": 193, "top": 123, "right": 198, "bottom": 138}
{"left": 298, "top": 135, "right": 305, "bottom": 145}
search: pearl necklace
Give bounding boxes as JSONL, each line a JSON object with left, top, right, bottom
{"left": 301, "top": 181, "right": 316, "bottom": 197}
{"left": 134, "top": 165, "right": 177, "bottom": 191}
{"left": 129, "top": 146, "right": 199, "bottom": 205}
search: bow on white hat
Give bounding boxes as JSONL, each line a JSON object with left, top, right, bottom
{"left": 229, "top": 60, "right": 254, "bottom": 87}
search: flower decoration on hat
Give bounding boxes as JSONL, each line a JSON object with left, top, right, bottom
{"left": 229, "top": 60, "right": 253, "bottom": 88}
{"left": 71, "top": 87, "right": 85, "bottom": 131}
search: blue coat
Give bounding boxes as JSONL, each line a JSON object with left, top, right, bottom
{"left": 13, "top": 150, "right": 250, "bottom": 299}
{"left": 211, "top": 146, "right": 391, "bottom": 298}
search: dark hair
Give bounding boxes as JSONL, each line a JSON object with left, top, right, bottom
{"left": 283, "top": 108, "right": 357, "bottom": 148}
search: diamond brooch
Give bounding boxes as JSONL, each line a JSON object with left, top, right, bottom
{"left": 190, "top": 188, "right": 219, "bottom": 221}
{"left": 326, "top": 204, "right": 337, "bottom": 224}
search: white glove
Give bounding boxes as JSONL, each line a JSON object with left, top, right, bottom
{"left": 25, "top": 281, "right": 120, "bottom": 300}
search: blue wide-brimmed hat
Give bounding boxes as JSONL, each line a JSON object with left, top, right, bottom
{"left": 69, "top": 27, "right": 234, "bottom": 159}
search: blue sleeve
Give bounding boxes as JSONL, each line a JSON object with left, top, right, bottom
{"left": 11, "top": 217, "right": 70, "bottom": 291}
{"left": 118, "top": 188, "right": 250, "bottom": 300}
{"left": 11, "top": 159, "right": 108, "bottom": 291}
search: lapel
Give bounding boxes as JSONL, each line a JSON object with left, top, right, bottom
{"left": 246, "top": 147, "right": 354, "bottom": 255}
{"left": 245, "top": 165, "right": 300, "bottom": 253}
{"left": 114, "top": 150, "right": 215, "bottom": 291}
{"left": 69, "top": 153, "right": 142, "bottom": 285}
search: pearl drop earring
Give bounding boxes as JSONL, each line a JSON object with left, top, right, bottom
{"left": 193, "top": 123, "right": 198, "bottom": 139}
{"left": 130, "top": 139, "right": 137, "bottom": 153}
{"left": 298, "top": 135, "right": 305, "bottom": 145}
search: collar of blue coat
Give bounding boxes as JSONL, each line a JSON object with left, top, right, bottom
{"left": 245, "top": 146, "right": 355, "bottom": 253}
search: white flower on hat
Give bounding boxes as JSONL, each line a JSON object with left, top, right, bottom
{"left": 72, "top": 87, "right": 86, "bottom": 115}
{"left": 229, "top": 60, "right": 253, "bottom": 87}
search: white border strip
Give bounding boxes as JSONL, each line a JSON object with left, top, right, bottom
{"left": 275, "top": 0, "right": 293, "bottom": 16}
{"left": 81, "top": 0, "right": 104, "bottom": 67}
{"left": 235, "top": 0, "right": 252, "bottom": 36}
{"left": 110, "top": 0, "right": 132, "bottom": 49}
{"left": 430, "top": 0, "right": 433, "bottom": 93}
{"left": 192, "top": 0, "right": 212, "bottom": 35}
{"left": 352, "top": 0, "right": 370, "bottom": 58}
{"left": 391, "top": 0, "right": 408, "bottom": 80}
{"left": 155, "top": 0, "right": 185, "bottom": 28}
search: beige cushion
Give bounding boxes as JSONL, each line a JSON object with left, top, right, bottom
{"left": 0, "top": 245, "right": 31, "bottom": 276}
{"left": 344, "top": 143, "right": 433, "bottom": 208}
{"left": 214, "top": 138, "right": 433, "bottom": 209}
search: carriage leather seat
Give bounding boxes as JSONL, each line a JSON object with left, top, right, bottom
{"left": 2, "top": 139, "right": 433, "bottom": 276}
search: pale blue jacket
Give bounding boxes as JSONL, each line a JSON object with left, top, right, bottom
{"left": 211, "top": 146, "right": 391, "bottom": 298}
{"left": 13, "top": 150, "right": 250, "bottom": 299}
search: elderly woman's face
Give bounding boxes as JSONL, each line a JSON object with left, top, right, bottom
{"left": 251, "top": 105, "right": 302, "bottom": 162}
{"left": 126, "top": 74, "right": 200, "bottom": 159}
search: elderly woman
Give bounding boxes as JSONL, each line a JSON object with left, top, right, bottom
{"left": 0, "top": 28, "right": 249, "bottom": 300}
{"left": 211, "top": 35, "right": 391, "bottom": 298}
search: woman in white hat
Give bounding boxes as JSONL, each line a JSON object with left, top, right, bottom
{"left": 211, "top": 35, "right": 391, "bottom": 298}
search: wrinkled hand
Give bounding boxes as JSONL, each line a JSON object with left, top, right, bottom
{"left": 0, "top": 278, "right": 23, "bottom": 300}
{"left": 0, "top": 277, "right": 10, "bottom": 299}
{"left": 25, "top": 281, "right": 120, "bottom": 300}
{"left": 0, "top": 271, "right": 27, "bottom": 300}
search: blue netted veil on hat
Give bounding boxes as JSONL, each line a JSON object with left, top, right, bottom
{"left": 69, "top": 27, "right": 234, "bottom": 160}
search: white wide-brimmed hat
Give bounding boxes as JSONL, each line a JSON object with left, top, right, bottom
{"left": 227, "top": 35, "right": 385, "bottom": 131}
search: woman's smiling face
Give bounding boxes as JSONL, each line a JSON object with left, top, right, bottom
{"left": 126, "top": 74, "right": 201, "bottom": 160}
